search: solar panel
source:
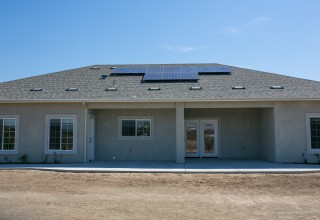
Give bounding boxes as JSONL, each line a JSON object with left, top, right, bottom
{"left": 197, "top": 66, "right": 210, "bottom": 73}
{"left": 181, "top": 66, "right": 198, "bottom": 73}
{"left": 164, "top": 66, "right": 180, "bottom": 73}
{"left": 180, "top": 72, "right": 199, "bottom": 80}
{"left": 162, "top": 72, "right": 179, "bottom": 80}
{"left": 212, "top": 66, "right": 232, "bottom": 73}
{"left": 129, "top": 67, "right": 147, "bottom": 74}
{"left": 143, "top": 67, "right": 165, "bottom": 80}
{"left": 197, "top": 66, "right": 232, "bottom": 73}
{"left": 180, "top": 66, "right": 199, "bottom": 80}
{"left": 143, "top": 66, "right": 200, "bottom": 81}
{"left": 143, "top": 72, "right": 163, "bottom": 81}
{"left": 111, "top": 67, "right": 147, "bottom": 75}
{"left": 111, "top": 67, "right": 131, "bottom": 74}
{"left": 146, "top": 67, "right": 164, "bottom": 74}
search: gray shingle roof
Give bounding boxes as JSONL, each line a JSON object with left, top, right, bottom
{"left": 1, "top": 63, "right": 320, "bottom": 102}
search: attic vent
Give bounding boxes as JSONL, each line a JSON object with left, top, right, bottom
{"left": 189, "top": 86, "right": 202, "bottom": 90}
{"left": 148, "top": 87, "right": 161, "bottom": 91}
{"left": 270, "top": 85, "right": 284, "bottom": 89}
{"left": 90, "top": 67, "right": 100, "bottom": 70}
{"left": 66, "top": 88, "right": 78, "bottom": 91}
{"left": 110, "top": 67, "right": 116, "bottom": 69}
{"left": 30, "top": 88, "right": 43, "bottom": 91}
{"left": 100, "top": 75, "right": 108, "bottom": 80}
{"left": 232, "top": 86, "right": 246, "bottom": 90}
{"left": 105, "top": 87, "right": 118, "bottom": 91}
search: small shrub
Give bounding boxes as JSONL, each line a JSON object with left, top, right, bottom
{"left": 315, "top": 154, "right": 320, "bottom": 164}
{"left": 302, "top": 153, "right": 308, "bottom": 164}
{"left": 43, "top": 155, "right": 48, "bottom": 164}
{"left": 3, "top": 156, "right": 11, "bottom": 164}
{"left": 53, "top": 152, "right": 62, "bottom": 164}
{"left": 18, "top": 154, "right": 27, "bottom": 163}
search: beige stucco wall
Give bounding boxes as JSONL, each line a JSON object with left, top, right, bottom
{"left": 1, "top": 100, "right": 320, "bottom": 164}
{"left": 94, "top": 109, "right": 176, "bottom": 161}
{"left": 0, "top": 103, "right": 85, "bottom": 163}
{"left": 274, "top": 101, "right": 320, "bottom": 163}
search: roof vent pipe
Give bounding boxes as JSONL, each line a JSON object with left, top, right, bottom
{"left": 148, "top": 87, "right": 161, "bottom": 91}
{"left": 232, "top": 86, "right": 246, "bottom": 90}
{"left": 189, "top": 86, "right": 202, "bottom": 90}
{"left": 270, "top": 85, "right": 284, "bottom": 89}
{"left": 66, "top": 88, "right": 79, "bottom": 91}
{"left": 90, "top": 67, "right": 100, "bottom": 70}
{"left": 105, "top": 87, "right": 118, "bottom": 91}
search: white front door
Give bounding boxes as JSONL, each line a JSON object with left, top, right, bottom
{"left": 88, "top": 115, "right": 95, "bottom": 162}
{"left": 185, "top": 119, "right": 218, "bottom": 157}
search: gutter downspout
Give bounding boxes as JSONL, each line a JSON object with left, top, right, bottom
{"left": 83, "top": 102, "right": 87, "bottom": 163}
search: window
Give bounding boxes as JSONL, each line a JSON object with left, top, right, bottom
{"left": 306, "top": 113, "right": 320, "bottom": 153}
{"left": 45, "top": 115, "right": 77, "bottom": 154}
{"left": 0, "top": 116, "right": 19, "bottom": 154}
{"left": 118, "top": 117, "right": 153, "bottom": 140}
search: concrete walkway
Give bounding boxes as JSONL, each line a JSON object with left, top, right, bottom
{"left": 1, "top": 159, "right": 320, "bottom": 173}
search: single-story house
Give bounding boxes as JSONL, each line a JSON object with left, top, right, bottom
{"left": 0, "top": 63, "right": 320, "bottom": 164}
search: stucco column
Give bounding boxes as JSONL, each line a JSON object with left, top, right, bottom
{"left": 176, "top": 102, "right": 185, "bottom": 164}
{"left": 83, "top": 102, "right": 88, "bottom": 163}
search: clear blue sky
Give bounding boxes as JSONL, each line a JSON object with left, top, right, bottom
{"left": 0, "top": 0, "right": 319, "bottom": 82}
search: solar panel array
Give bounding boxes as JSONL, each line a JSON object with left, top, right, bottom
{"left": 110, "top": 65, "right": 232, "bottom": 81}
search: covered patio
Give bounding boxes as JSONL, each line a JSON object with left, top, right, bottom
{"left": 84, "top": 101, "right": 276, "bottom": 164}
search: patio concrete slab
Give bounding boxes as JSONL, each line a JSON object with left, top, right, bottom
{"left": 0, "top": 159, "right": 320, "bottom": 173}
{"left": 185, "top": 159, "right": 320, "bottom": 173}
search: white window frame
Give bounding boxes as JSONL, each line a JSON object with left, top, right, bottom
{"left": 306, "top": 113, "right": 320, "bottom": 154}
{"left": 118, "top": 116, "right": 154, "bottom": 140}
{"left": 0, "top": 115, "right": 19, "bottom": 154}
{"left": 45, "top": 114, "right": 77, "bottom": 154}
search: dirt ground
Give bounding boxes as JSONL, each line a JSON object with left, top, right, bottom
{"left": 0, "top": 170, "right": 320, "bottom": 220}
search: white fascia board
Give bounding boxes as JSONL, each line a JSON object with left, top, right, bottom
{"left": 0, "top": 97, "right": 320, "bottom": 104}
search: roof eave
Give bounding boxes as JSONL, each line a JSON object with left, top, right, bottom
{"left": 0, "top": 97, "right": 320, "bottom": 104}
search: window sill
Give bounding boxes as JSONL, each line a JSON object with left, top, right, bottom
{"left": 0, "top": 150, "right": 18, "bottom": 155}
{"left": 307, "top": 149, "right": 320, "bottom": 155}
{"left": 45, "top": 150, "right": 77, "bottom": 155}
{"left": 118, "top": 136, "right": 154, "bottom": 141}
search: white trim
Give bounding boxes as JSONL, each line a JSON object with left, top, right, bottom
{"left": 118, "top": 116, "right": 154, "bottom": 140}
{"left": 306, "top": 113, "right": 320, "bottom": 154}
{"left": 44, "top": 114, "right": 78, "bottom": 154}
{"left": 0, "top": 115, "right": 19, "bottom": 154}
{"left": 1, "top": 97, "right": 320, "bottom": 104}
